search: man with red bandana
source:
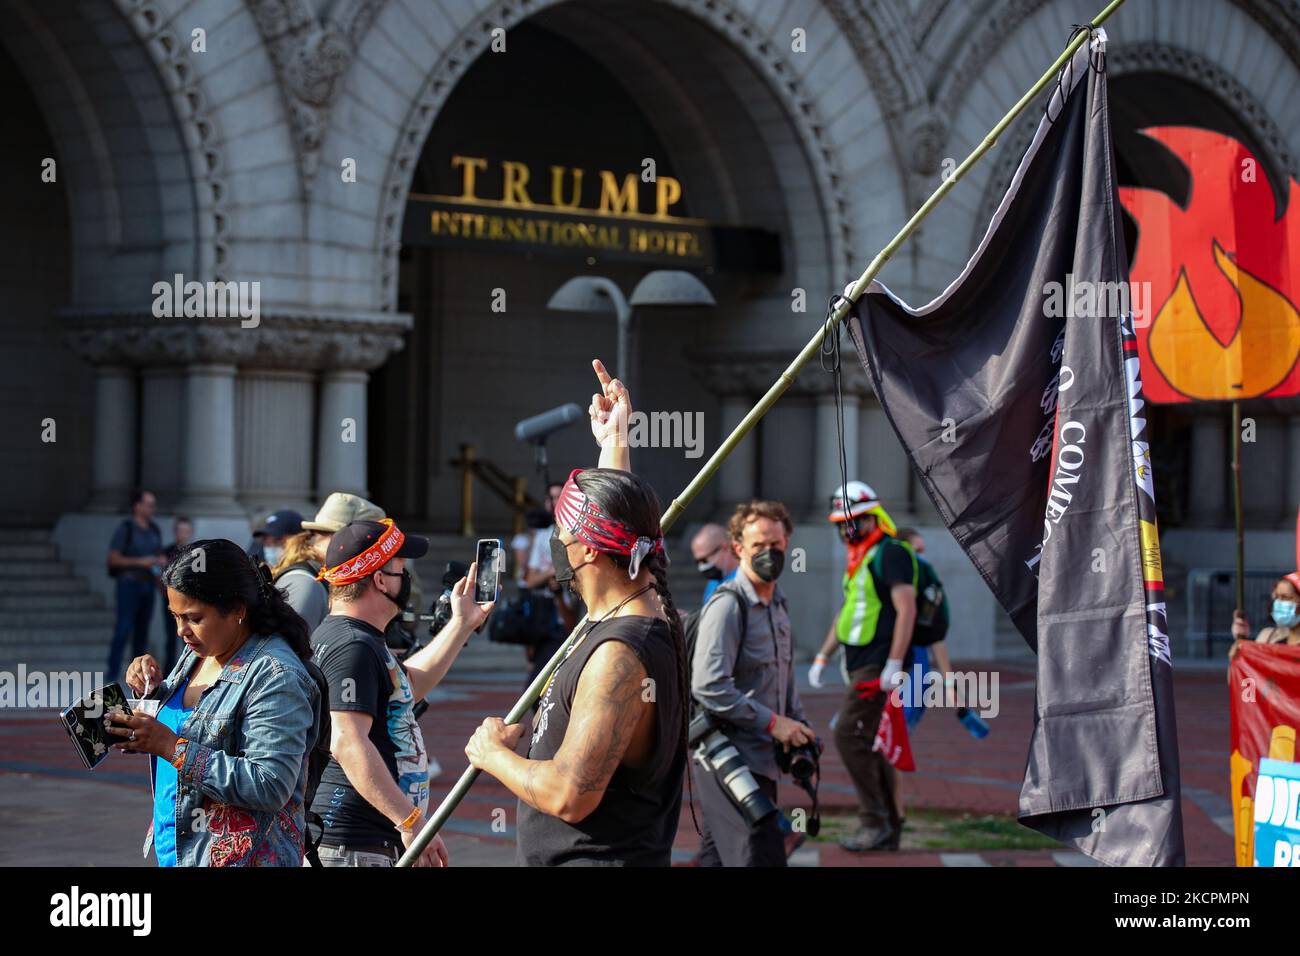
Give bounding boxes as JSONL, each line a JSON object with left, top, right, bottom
{"left": 465, "top": 360, "right": 688, "bottom": 866}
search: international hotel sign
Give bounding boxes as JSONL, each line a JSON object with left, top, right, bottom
{"left": 404, "top": 155, "right": 781, "bottom": 273}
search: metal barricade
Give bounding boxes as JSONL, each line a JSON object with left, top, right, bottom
{"left": 1185, "top": 568, "right": 1288, "bottom": 656}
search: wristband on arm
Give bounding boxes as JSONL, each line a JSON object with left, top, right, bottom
{"left": 397, "top": 805, "right": 423, "bottom": 833}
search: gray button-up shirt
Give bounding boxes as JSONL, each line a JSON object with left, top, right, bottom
{"left": 690, "top": 569, "right": 807, "bottom": 781}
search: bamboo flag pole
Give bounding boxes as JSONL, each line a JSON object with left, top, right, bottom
{"left": 397, "top": 0, "right": 1129, "bottom": 867}
{"left": 1231, "top": 401, "right": 1246, "bottom": 613}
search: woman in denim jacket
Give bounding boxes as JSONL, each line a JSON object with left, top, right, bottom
{"left": 108, "top": 538, "right": 320, "bottom": 866}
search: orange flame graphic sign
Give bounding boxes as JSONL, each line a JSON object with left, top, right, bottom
{"left": 1119, "top": 127, "right": 1300, "bottom": 402}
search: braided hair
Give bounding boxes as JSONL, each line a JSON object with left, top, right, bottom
{"left": 162, "top": 538, "right": 312, "bottom": 662}
{"left": 572, "top": 470, "right": 689, "bottom": 772}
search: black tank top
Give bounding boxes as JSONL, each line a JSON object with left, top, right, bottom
{"left": 515, "top": 614, "right": 685, "bottom": 866}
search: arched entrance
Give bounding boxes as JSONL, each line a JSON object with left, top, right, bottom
{"left": 374, "top": 1, "right": 840, "bottom": 529}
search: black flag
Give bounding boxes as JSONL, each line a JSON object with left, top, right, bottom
{"left": 847, "top": 33, "right": 1184, "bottom": 865}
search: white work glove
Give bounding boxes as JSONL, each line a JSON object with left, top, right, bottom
{"left": 808, "top": 654, "right": 829, "bottom": 689}
{"left": 880, "top": 659, "right": 906, "bottom": 693}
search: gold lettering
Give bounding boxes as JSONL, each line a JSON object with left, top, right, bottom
{"left": 502, "top": 161, "right": 533, "bottom": 206}
{"left": 550, "top": 166, "right": 583, "bottom": 210}
{"left": 451, "top": 156, "right": 487, "bottom": 201}
{"left": 655, "top": 176, "right": 682, "bottom": 218}
{"left": 598, "top": 171, "right": 638, "bottom": 216}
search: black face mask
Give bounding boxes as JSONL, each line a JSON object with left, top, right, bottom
{"left": 751, "top": 548, "right": 785, "bottom": 582}
{"left": 379, "top": 568, "right": 412, "bottom": 610}
{"left": 697, "top": 560, "right": 725, "bottom": 581}
{"left": 550, "top": 533, "right": 594, "bottom": 598}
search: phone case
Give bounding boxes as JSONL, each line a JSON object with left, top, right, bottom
{"left": 59, "top": 682, "right": 133, "bottom": 770}
{"left": 476, "top": 539, "right": 503, "bottom": 603}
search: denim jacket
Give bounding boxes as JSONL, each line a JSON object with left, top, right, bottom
{"left": 142, "top": 633, "right": 320, "bottom": 866}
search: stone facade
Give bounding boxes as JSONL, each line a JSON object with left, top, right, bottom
{"left": 3, "top": 0, "right": 1299, "bottom": 660}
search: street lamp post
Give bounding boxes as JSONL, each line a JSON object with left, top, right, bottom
{"left": 546, "top": 270, "right": 716, "bottom": 388}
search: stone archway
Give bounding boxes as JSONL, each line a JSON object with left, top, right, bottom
{"left": 314, "top": 0, "right": 906, "bottom": 316}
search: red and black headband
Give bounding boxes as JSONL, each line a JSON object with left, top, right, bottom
{"left": 554, "top": 468, "right": 665, "bottom": 578}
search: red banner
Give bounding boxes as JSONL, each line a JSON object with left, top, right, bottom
{"left": 1228, "top": 641, "right": 1300, "bottom": 865}
{"left": 1119, "top": 127, "right": 1300, "bottom": 403}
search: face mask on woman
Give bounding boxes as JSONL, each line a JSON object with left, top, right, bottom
{"left": 263, "top": 544, "right": 284, "bottom": 567}
{"left": 1272, "top": 598, "right": 1299, "bottom": 628}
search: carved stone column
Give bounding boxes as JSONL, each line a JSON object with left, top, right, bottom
{"left": 89, "top": 366, "right": 137, "bottom": 512}
{"left": 237, "top": 369, "right": 316, "bottom": 514}
{"left": 65, "top": 310, "right": 409, "bottom": 519}
{"left": 181, "top": 363, "right": 243, "bottom": 515}
{"left": 317, "top": 369, "right": 370, "bottom": 499}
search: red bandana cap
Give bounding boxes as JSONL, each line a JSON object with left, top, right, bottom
{"left": 554, "top": 468, "right": 665, "bottom": 579}
{"left": 318, "top": 518, "right": 428, "bottom": 585}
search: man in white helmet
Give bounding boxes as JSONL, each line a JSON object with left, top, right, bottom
{"left": 810, "top": 481, "right": 917, "bottom": 851}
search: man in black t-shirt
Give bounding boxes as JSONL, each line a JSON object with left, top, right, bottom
{"left": 309, "top": 519, "right": 491, "bottom": 867}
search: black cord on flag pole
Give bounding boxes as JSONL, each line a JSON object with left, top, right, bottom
{"left": 821, "top": 295, "right": 856, "bottom": 536}
{"left": 395, "top": 0, "right": 1131, "bottom": 867}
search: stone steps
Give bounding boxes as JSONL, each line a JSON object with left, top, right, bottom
{"left": 0, "top": 528, "right": 114, "bottom": 674}
{"left": 3, "top": 609, "right": 115, "bottom": 628}
{"left": 0, "top": 592, "right": 106, "bottom": 611}
{"left": 0, "top": 528, "right": 56, "bottom": 544}
{"left": 0, "top": 543, "right": 58, "bottom": 561}
{"left": 0, "top": 558, "right": 73, "bottom": 578}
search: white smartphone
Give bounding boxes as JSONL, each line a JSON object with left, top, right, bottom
{"left": 474, "top": 538, "right": 504, "bottom": 604}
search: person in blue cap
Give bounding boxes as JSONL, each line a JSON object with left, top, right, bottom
{"left": 249, "top": 509, "right": 304, "bottom": 568}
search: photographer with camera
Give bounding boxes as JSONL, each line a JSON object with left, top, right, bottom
{"left": 690, "top": 499, "right": 814, "bottom": 867}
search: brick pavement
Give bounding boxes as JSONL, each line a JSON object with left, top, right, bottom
{"left": 0, "top": 659, "right": 1236, "bottom": 866}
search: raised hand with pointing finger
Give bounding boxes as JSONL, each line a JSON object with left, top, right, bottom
{"left": 590, "top": 358, "right": 632, "bottom": 471}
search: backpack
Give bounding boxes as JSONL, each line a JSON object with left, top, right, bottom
{"left": 301, "top": 659, "right": 332, "bottom": 867}
{"left": 107, "top": 519, "right": 161, "bottom": 577}
{"left": 274, "top": 561, "right": 328, "bottom": 599}
{"left": 489, "top": 586, "right": 558, "bottom": 646}
{"left": 682, "top": 582, "right": 748, "bottom": 715}
{"left": 910, "top": 557, "right": 949, "bottom": 647}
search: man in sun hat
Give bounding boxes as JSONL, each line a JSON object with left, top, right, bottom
{"left": 303, "top": 492, "right": 425, "bottom": 644}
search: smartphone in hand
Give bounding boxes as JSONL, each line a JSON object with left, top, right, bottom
{"left": 474, "top": 538, "right": 503, "bottom": 604}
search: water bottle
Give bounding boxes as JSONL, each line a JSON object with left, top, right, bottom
{"left": 956, "top": 707, "right": 989, "bottom": 739}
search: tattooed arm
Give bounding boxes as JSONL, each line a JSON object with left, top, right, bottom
{"left": 466, "top": 640, "right": 650, "bottom": 823}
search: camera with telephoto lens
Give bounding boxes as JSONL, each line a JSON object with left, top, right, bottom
{"left": 774, "top": 735, "right": 823, "bottom": 837}
{"left": 688, "top": 709, "right": 778, "bottom": 826}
